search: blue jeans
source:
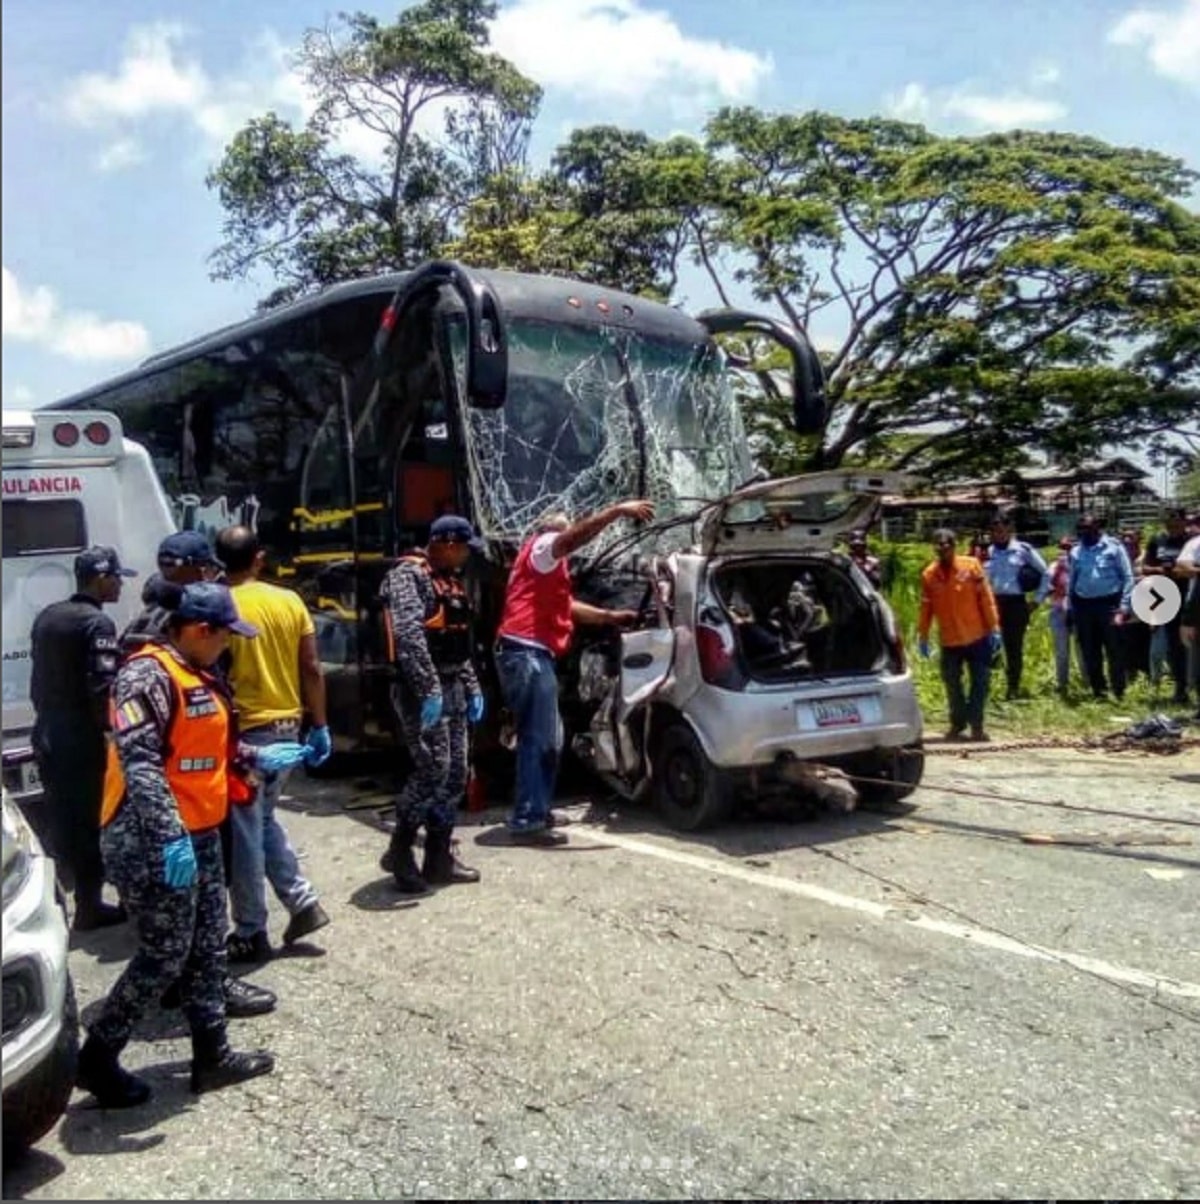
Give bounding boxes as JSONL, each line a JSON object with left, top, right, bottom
{"left": 495, "top": 641, "right": 563, "bottom": 833}
{"left": 940, "top": 636, "right": 993, "bottom": 733}
{"left": 229, "top": 721, "right": 319, "bottom": 939}
{"left": 1049, "top": 608, "right": 1072, "bottom": 691}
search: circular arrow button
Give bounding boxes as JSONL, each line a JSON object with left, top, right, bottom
{"left": 1131, "top": 576, "right": 1181, "bottom": 626}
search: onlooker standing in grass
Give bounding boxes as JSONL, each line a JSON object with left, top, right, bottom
{"left": 985, "top": 509, "right": 1049, "bottom": 700}
{"left": 918, "top": 529, "right": 1002, "bottom": 742}
{"left": 1047, "top": 536, "right": 1074, "bottom": 695}
{"left": 1120, "top": 529, "right": 1152, "bottom": 683}
{"left": 1066, "top": 514, "right": 1134, "bottom": 702}
{"left": 1142, "top": 509, "right": 1193, "bottom": 707}
{"left": 1178, "top": 516, "right": 1200, "bottom": 717}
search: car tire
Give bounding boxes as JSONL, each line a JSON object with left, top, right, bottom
{"left": 855, "top": 744, "right": 925, "bottom": 809}
{"left": 2, "top": 976, "right": 79, "bottom": 1163}
{"left": 652, "top": 724, "right": 734, "bottom": 832}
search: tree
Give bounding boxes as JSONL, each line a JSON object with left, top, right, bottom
{"left": 206, "top": 0, "right": 540, "bottom": 306}
{"left": 459, "top": 112, "right": 1200, "bottom": 482}
{"left": 701, "top": 111, "right": 1200, "bottom": 480}
{"left": 450, "top": 126, "right": 712, "bottom": 297}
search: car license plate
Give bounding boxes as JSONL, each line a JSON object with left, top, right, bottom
{"left": 798, "top": 696, "right": 879, "bottom": 731}
{"left": 19, "top": 760, "right": 42, "bottom": 794}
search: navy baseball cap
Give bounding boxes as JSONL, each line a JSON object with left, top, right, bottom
{"left": 75, "top": 546, "right": 137, "bottom": 580}
{"left": 158, "top": 531, "right": 222, "bottom": 569}
{"left": 429, "top": 515, "right": 484, "bottom": 551}
{"left": 175, "top": 582, "right": 258, "bottom": 637}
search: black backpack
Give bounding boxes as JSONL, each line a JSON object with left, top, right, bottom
{"left": 1015, "top": 545, "right": 1043, "bottom": 594}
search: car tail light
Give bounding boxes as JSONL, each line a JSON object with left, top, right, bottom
{"left": 83, "top": 421, "right": 111, "bottom": 446}
{"left": 696, "top": 624, "right": 745, "bottom": 690}
{"left": 892, "top": 630, "right": 907, "bottom": 674}
{"left": 52, "top": 422, "right": 79, "bottom": 447}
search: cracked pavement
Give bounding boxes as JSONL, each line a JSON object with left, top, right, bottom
{"left": 5, "top": 744, "right": 1199, "bottom": 1199}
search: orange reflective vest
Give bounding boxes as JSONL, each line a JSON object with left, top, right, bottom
{"left": 101, "top": 645, "right": 233, "bottom": 833}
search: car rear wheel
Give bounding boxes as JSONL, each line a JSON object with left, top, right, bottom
{"left": 2, "top": 976, "right": 78, "bottom": 1163}
{"left": 652, "top": 724, "right": 734, "bottom": 831}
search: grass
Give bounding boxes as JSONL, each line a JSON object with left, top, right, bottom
{"left": 878, "top": 542, "right": 1195, "bottom": 740}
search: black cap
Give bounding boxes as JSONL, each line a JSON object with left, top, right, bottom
{"left": 429, "top": 515, "right": 484, "bottom": 551}
{"left": 75, "top": 546, "right": 137, "bottom": 581}
{"left": 158, "top": 531, "right": 222, "bottom": 569}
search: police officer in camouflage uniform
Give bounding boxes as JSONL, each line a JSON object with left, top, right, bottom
{"left": 379, "top": 515, "right": 484, "bottom": 893}
{"left": 30, "top": 546, "right": 134, "bottom": 931}
{"left": 118, "top": 531, "right": 277, "bottom": 1020}
{"left": 120, "top": 530, "right": 224, "bottom": 654}
{"left": 76, "top": 584, "right": 300, "bottom": 1108}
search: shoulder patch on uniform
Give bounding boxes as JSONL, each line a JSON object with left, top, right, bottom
{"left": 94, "top": 635, "right": 119, "bottom": 651}
{"left": 114, "top": 698, "right": 149, "bottom": 732}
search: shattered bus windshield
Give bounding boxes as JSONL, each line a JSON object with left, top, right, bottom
{"left": 463, "top": 319, "right": 753, "bottom": 540}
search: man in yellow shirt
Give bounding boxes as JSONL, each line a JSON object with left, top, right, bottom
{"left": 214, "top": 526, "right": 332, "bottom": 963}
{"left": 918, "top": 528, "right": 1002, "bottom": 742}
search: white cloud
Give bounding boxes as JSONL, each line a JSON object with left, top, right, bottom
{"left": 63, "top": 23, "right": 206, "bottom": 125}
{"left": 95, "top": 137, "right": 146, "bottom": 172}
{"left": 59, "top": 23, "right": 397, "bottom": 169}
{"left": 884, "top": 80, "right": 1066, "bottom": 131}
{"left": 886, "top": 82, "right": 934, "bottom": 124}
{"left": 10, "top": 385, "right": 36, "bottom": 408}
{"left": 942, "top": 92, "right": 1066, "bottom": 128}
{"left": 2, "top": 267, "right": 150, "bottom": 362}
{"left": 1109, "top": 0, "right": 1200, "bottom": 88}
{"left": 60, "top": 5, "right": 771, "bottom": 172}
{"left": 490, "top": 0, "right": 771, "bottom": 110}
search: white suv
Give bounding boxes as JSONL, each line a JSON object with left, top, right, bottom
{"left": 571, "top": 472, "right": 925, "bottom": 830}
{"left": 2, "top": 789, "right": 77, "bottom": 1161}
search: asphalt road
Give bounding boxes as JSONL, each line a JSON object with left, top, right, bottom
{"left": 5, "top": 741, "right": 1200, "bottom": 1200}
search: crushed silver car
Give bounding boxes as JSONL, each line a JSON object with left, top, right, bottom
{"left": 2, "top": 788, "right": 78, "bottom": 1162}
{"left": 568, "top": 472, "right": 925, "bottom": 830}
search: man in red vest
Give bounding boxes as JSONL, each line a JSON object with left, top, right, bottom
{"left": 495, "top": 499, "right": 654, "bottom": 845}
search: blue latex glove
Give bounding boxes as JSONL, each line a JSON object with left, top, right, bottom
{"left": 420, "top": 695, "right": 444, "bottom": 731}
{"left": 257, "top": 741, "right": 307, "bottom": 775}
{"left": 303, "top": 725, "right": 332, "bottom": 767}
{"left": 988, "top": 631, "right": 1003, "bottom": 657}
{"left": 918, "top": 640, "right": 931, "bottom": 660}
{"left": 467, "top": 693, "right": 485, "bottom": 725}
{"left": 162, "top": 835, "right": 197, "bottom": 889}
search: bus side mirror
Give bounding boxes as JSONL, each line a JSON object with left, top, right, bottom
{"left": 793, "top": 341, "right": 826, "bottom": 436}
{"left": 362, "top": 261, "right": 508, "bottom": 414}
{"left": 696, "top": 309, "right": 827, "bottom": 436}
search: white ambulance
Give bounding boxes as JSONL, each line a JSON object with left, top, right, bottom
{"left": 1, "top": 410, "right": 175, "bottom": 804}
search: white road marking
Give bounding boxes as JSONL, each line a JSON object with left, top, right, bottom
{"left": 569, "top": 828, "right": 1200, "bottom": 1002}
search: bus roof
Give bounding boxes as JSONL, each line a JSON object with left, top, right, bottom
{"left": 47, "top": 267, "right": 710, "bottom": 411}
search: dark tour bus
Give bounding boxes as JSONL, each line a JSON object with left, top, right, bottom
{"left": 55, "top": 261, "right": 826, "bottom": 755}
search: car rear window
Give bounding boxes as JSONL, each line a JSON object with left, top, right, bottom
{"left": 2, "top": 499, "right": 88, "bottom": 557}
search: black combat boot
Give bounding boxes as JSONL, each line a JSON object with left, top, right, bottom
{"left": 72, "top": 888, "right": 127, "bottom": 932}
{"left": 381, "top": 823, "right": 430, "bottom": 894}
{"left": 422, "top": 825, "right": 480, "bottom": 886}
{"left": 189, "top": 1026, "right": 274, "bottom": 1094}
{"left": 77, "top": 1033, "right": 152, "bottom": 1108}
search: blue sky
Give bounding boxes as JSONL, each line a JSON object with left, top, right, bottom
{"left": 3, "top": 0, "right": 1198, "bottom": 415}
